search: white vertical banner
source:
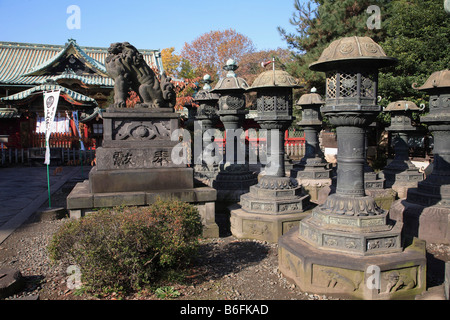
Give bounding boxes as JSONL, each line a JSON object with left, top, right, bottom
{"left": 43, "top": 90, "right": 60, "bottom": 165}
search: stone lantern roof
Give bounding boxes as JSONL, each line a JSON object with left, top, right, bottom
{"left": 413, "top": 69, "right": 450, "bottom": 92}
{"left": 250, "top": 69, "right": 300, "bottom": 90}
{"left": 385, "top": 100, "right": 420, "bottom": 112}
{"left": 211, "top": 59, "right": 249, "bottom": 92}
{"left": 309, "top": 36, "right": 397, "bottom": 71}
{"left": 194, "top": 74, "right": 220, "bottom": 102}
{"left": 415, "top": 69, "right": 450, "bottom": 124}
{"left": 384, "top": 100, "right": 420, "bottom": 132}
{"left": 296, "top": 88, "right": 324, "bottom": 106}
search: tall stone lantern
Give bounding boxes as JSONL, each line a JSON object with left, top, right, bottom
{"left": 278, "top": 37, "right": 426, "bottom": 300}
{"left": 390, "top": 69, "right": 450, "bottom": 244}
{"left": 193, "top": 74, "right": 221, "bottom": 186}
{"left": 229, "top": 69, "right": 311, "bottom": 243}
{"left": 211, "top": 59, "right": 258, "bottom": 202}
{"left": 383, "top": 100, "right": 424, "bottom": 198}
{"left": 290, "top": 88, "right": 332, "bottom": 202}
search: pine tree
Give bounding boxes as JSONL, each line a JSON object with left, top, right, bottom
{"left": 379, "top": 0, "right": 450, "bottom": 106}
{"left": 279, "top": 0, "right": 450, "bottom": 110}
{"left": 279, "top": 0, "right": 388, "bottom": 92}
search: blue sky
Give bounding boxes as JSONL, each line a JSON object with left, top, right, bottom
{"left": 0, "top": 0, "right": 300, "bottom": 53}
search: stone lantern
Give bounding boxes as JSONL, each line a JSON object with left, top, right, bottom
{"left": 211, "top": 59, "right": 258, "bottom": 202}
{"left": 229, "top": 68, "right": 311, "bottom": 243}
{"left": 193, "top": 74, "right": 221, "bottom": 186}
{"left": 308, "top": 36, "right": 396, "bottom": 216}
{"left": 278, "top": 37, "right": 426, "bottom": 300}
{"left": 390, "top": 69, "right": 450, "bottom": 244}
{"left": 383, "top": 100, "right": 424, "bottom": 198}
{"left": 290, "top": 88, "right": 332, "bottom": 202}
{"left": 195, "top": 74, "right": 220, "bottom": 126}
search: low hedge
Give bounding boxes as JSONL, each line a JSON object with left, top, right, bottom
{"left": 48, "top": 199, "right": 203, "bottom": 294}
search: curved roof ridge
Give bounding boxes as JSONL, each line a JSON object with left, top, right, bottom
{"left": 22, "top": 39, "right": 107, "bottom": 77}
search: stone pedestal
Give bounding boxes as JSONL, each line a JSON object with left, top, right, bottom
{"left": 67, "top": 107, "right": 219, "bottom": 238}
{"left": 279, "top": 228, "right": 427, "bottom": 300}
{"left": 230, "top": 176, "right": 312, "bottom": 243}
{"left": 383, "top": 131, "right": 424, "bottom": 197}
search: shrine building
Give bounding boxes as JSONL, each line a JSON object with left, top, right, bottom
{"left": 0, "top": 39, "right": 163, "bottom": 149}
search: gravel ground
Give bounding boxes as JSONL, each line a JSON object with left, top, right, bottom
{"left": 0, "top": 180, "right": 449, "bottom": 301}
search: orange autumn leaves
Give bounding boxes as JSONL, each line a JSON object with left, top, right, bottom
{"left": 181, "top": 29, "right": 256, "bottom": 80}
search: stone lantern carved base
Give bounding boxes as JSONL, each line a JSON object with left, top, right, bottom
{"left": 212, "top": 170, "right": 258, "bottom": 202}
{"left": 364, "top": 166, "right": 397, "bottom": 211}
{"left": 291, "top": 160, "right": 333, "bottom": 203}
{"left": 389, "top": 175, "right": 450, "bottom": 245}
{"left": 389, "top": 200, "right": 450, "bottom": 245}
{"left": 229, "top": 176, "right": 312, "bottom": 243}
{"left": 194, "top": 163, "right": 220, "bottom": 187}
{"left": 383, "top": 168, "right": 424, "bottom": 199}
{"left": 299, "top": 208, "right": 403, "bottom": 256}
{"left": 279, "top": 228, "right": 427, "bottom": 300}
{"left": 67, "top": 108, "right": 219, "bottom": 238}
{"left": 364, "top": 170, "right": 385, "bottom": 190}
{"left": 318, "top": 181, "right": 397, "bottom": 211}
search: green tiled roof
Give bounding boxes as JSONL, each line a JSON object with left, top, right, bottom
{"left": 0, "top": 39, "right": 163, "bottom": 87}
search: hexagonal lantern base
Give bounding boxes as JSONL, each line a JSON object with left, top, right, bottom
{"left": 389, "top": 199, "right": 450, "bottom": 245}
{"left": 278, "top": 228, "right": 427, "bottom": 300}
{"left": 230, "top": 205, "right": 312, "bottom": 244}
{"left": 299, "top": 210, "right": 403, "bottom": 256}
{"left": 384, "top": 169, "right": 424, "bottom": 199}
{"left": 291, "top": 164, "right": 333, "bottom": 203}
{"left": 229, "top": 177, "right": 312, "bottom": 243}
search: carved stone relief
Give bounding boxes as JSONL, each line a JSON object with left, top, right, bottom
{"left": 113, "top": 120, "right": 171, "bottom": 141}
{"left": 312, "top": 265, "right": 363, "bottom": 292}
{"left": 383, "top": 267, "right": 418, "bottom": 293}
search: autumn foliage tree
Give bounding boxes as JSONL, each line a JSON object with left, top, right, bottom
{"left": 180, "top": 29, "right": 256, "bottom": 80}
{"left": 161, "top": 47, "right": 182, "bottom": 76}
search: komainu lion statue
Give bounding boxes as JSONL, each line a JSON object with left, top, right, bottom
{"left": 105, "top": 42, "right": 176, "bottom": 108}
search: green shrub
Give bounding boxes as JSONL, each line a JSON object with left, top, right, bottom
{"left": 155, "top": 286, "right": 181, "bottom": 299}
{"left": 48, "top": 199, "right": 203, "bottom": 294}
